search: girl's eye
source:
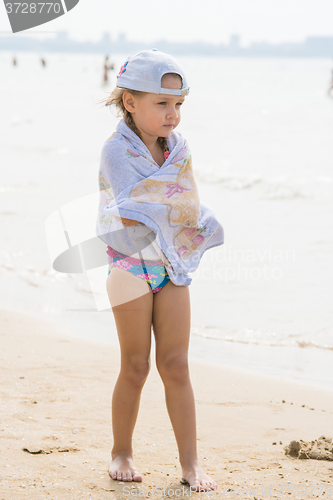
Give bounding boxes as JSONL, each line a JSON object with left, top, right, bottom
{"left": 157, "top": 102, "right": 183, "bottom": 106}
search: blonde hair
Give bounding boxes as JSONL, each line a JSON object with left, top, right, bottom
{"left": 100, "top": 87, "right": 169, "bottom": 154}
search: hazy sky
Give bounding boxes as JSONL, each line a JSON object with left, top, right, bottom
{"left": 1, "top": 0, "right": 333, "bottom": 46}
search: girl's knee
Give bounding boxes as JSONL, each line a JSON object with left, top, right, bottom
{"left": 156, "top": 354, "right": 189, "bottom": 384}
{"left": 121, "top": 356, "right": 150, "bottom": 386}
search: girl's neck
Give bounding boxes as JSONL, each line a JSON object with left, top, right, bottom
{"left": 125, "top": 119, "right": 167, "bottom": 167}
{"left": 138, "top": 131, "right": 166, "bottom": 167}
{"left": 147, "top": 141, "right": 165, "bottom": 168}
{"left": 139, "top": 130, "right": 158, "bottom": 153}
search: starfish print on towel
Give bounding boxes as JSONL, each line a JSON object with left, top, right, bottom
{"left": 129, "top": 157, "right": 201, "bottom": 227}
{"left": 165, "top": 182, "right": 191, "bottom": 198}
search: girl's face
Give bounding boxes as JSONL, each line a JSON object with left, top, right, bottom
{"left": 124, "top": 74, "right": 185, "bottom": 145}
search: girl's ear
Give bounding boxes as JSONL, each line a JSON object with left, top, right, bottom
{"left": 122, "top": 91, "right": 136, "bottom": 114}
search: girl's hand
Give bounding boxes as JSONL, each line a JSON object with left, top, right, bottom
{"left": 114, "top": 215, "right": 141, "bottom": 226}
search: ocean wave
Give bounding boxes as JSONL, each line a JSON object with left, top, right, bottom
{"left": 0, "top": 185, "right": 23, "bottom": 193}
{"left": 10, "top": 115, "right": 32, "bottom": 127}
{"left": 0, "top": 183, "right": 37, "bottom": 193}
{"left": 194, "top": 168, "right": 333, "bottom": 201}
{"left": 191, "top": 325, "right": 333, "bottom": 351}
{"left": 0, "top": 255, "right": 75, "bottom": 288}
{"left": 0, "top": 257, "right": 100, "bottom": 300}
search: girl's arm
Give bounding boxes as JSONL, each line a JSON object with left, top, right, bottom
{"left": 114, "top": 215, "right": 141, "bottom": 226}
{"left": 99, "top": 141, "right": 142, "bottom": 227}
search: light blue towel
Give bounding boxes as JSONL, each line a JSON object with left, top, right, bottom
{"left": 96, "top": 118, "right": 224, "bottom": 286}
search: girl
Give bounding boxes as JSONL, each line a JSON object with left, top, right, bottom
{"left": 97, "top": 49, "right": 224, "bottom": 492}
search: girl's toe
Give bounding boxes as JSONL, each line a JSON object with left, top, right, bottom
{"left": 193, "top": 481, "right": 201, "bottom": 491}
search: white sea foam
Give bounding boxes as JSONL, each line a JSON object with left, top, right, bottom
{"left": 191, "top": 325, "right": 333, "bottom": 351}
{"left": 193, "top": 168, "right": 333, "bottom": 200}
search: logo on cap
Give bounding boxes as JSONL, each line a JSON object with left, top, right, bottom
{"left": 117, "top": 60, "right": 129, "bottom": 79}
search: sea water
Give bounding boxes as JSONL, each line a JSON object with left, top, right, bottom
{"left": 0, "top": 52, "right": 332, "bottom": 390}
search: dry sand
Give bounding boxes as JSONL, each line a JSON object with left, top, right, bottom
{"left": 0, "top": 308, "right": 332, "bottom": 499}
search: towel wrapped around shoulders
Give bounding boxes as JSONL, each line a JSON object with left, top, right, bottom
{"left": 96, "top": 118, "right": 224, "bottom": 287}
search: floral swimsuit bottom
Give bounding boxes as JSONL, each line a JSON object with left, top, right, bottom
{"left": 107, "top": 246, "right": 170, "bottom": 293}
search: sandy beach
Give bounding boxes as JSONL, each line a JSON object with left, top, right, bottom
{"left": 0, "top": 307, "right": 332, "bottom": 499}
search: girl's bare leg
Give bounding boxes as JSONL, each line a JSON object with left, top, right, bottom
{"left": 107, "top": 267, "right": 153, "bottom": 482}
{"left": 152, "top": 281, "right": 217, "bottom": 491}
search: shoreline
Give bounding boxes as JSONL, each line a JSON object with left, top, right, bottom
{"left": 1, "top": 286, "right": 333, "bottom": 393}
{"left": 1, "top": 307, "right": 333, "bottom": 499}
{"left": 188, "top": 333, "right": 333, "bottom": 393}
{"left": 2, "top": 295, "right": 333, "bottom": 393}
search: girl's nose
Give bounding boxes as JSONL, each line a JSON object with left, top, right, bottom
{"left": 166, "top": 106, "right": 179, "bottom": 119}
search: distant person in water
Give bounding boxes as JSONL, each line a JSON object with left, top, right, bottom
{"left": 103, "top": 56, "right": 114, "bottom": 85}
{"left": 328, "top": 69, "right": 333, "bottom": 98}
{"left": 41, "top": 58, "right": 46, "bottom": 67}
{"left": 13, "top": 57, "right": 17, "bottom": 66}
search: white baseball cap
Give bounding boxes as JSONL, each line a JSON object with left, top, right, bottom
{"left": 116, "top": 49, "right": 190, "bottom": 96}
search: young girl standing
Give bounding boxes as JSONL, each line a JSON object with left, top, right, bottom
{"left": 97, "top": 49, "right": 224, "bottom": 492}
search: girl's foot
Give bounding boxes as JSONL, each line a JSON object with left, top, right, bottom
{"left": 181, "top": 461, "right": 217, "bottom": 491}
{"left": 109, "top": 453, "right": 142, "bottom": 482}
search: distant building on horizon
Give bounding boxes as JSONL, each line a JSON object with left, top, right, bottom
{"left": 1, "top": 31, "right": 333, "bottom": 58}
{"left": 304, "top": 36, "right": 333, "bottom": 57}
{"left": 229, "top": 34, "right": 240, "bottom": 55}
